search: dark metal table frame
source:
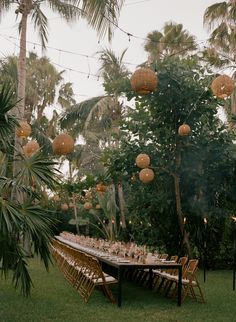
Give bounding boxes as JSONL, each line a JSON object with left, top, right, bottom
{"left": 98, "top": 257, "right": 182, "bottom": 307}
{"left": 55, "top": 237, "right": 182, "bottom": 307}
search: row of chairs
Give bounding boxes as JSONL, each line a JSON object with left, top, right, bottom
{"left": 130, "top": 254, "right": 205, "bottom": 304}
{"left": 51, "top": 239, "right": 118, "bottom": 304}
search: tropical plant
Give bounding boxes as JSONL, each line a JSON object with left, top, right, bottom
{"left": 203, "top": 0, "right": 236, "bottom": 118}
{"left": 60, "top": 48, "right": 131, "bottom": 227}
{"left": 0, "top": 83, "right": 60, "bottom": 296}
{"left": 144, "top": 21, "right": 197, "bottom": 63}
{"left": 0, "top": 0, "right": 124, "bottom": 181}
{"left": 104, "top": 55, "right": 236, "bottom": 258}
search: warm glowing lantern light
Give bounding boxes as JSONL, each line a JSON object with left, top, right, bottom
{"left": 130, "top": 67, "right": 158, "bottom": 95}
{"left": 178, "top": 124, "right": 191, "bottom": 136}
{"left": 136, "top": 153, "right": 150, "bottom": 169}
{"left": 211, "top": 75, "right": 235, "bottom": 99}
{"left": 139, "top": 168, "right": 154, "bottom": 183}
{"left": 52, "top": 133, "right": 74, "bottom": 155}
{"left": 16, "top": 121, "right": 32, "bottom": 139}
{"left": 23, "top": 140, "right": 40, "bottom": 156}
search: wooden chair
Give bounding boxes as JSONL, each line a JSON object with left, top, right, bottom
{"left": 74, "top": 253, "right": 117, "bottom": 303}
{"left": 181, "top": 259, "right": 205, "bottom": 303}
{"left": 152, "top": 255, "right": 179, "bottom": 291}
{"left": 166, "top": 259, "right": 205, "bottom": 303}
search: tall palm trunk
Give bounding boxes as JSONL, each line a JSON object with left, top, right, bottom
{"left": 13, "top": 2, "right": 30, "bottom": 179}
{"left": 13, "top": 2, "right": 32, "bottom": 255}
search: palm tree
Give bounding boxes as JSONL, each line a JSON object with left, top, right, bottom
{"left": 0, "top": 0, "right": 124, "bottom": 119}
{"left": 0, "top": 0, "right": 124, "bottom": 178}
{"left": 0, "top": 83, "right": 60, "bottom": 296}
{"left": 60, "top": 48, "right": 131, "bottom": 229}
{"left": 144, "top": 22, "right": 197, "bottom": 63}
{"left": 204, "top": 1, "right": 236, "bottom": 117}
{"left": 204, "top": 0, "right": 236, "bottom": 65}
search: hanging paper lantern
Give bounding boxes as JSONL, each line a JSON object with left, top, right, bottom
{"left": 130, "top": 67, "right": 158, "bottom": 95}
{"left": 139, "top": 168, "right": 154, "bottom": 183}
{"left": 136, "top": 153, "right": 150, "bottom": 169}
{"left": 178, "top": 124, "right": 191, "bottom": 136}
{"left": 84, "top": 202, "right": 93, "bottom": 210}
{"left": 61, "top": 203, "right": 69, "bottom": 211}
{"left": 16, "top": 121, "right": 32, "bottom": 139}
{"left": 23, "top": 140, "right": 40, "bottom": 156}
{"left": 52, "top": 133, "right": 74, "bottom": 155}
{"left": 211, "top": 75, "right": 235, "bottom": 99}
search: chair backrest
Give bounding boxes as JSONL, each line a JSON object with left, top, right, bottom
{"left": 170, "top": 255, "right": 178, "bottom": 262}
{"left": 160, "top": 253, "right": 168, "bottom": 260}
{"left": 185, "top": 259, "right": 199, "bottom": 277}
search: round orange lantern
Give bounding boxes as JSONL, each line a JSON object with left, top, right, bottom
{"left": 139, "top": 168, "right": 154, "bottom": 183}
{"left": 52, "top": 133, "right": 74, "bottom": 155}
{"left": 84, "top": 202, "right": 93, "bottom": 210}
{"left": 178, "top": 124, "right": 191, "bottom": 136}
{"left": 130, "top": 67, "right": 158, "bottom": 95}
{"left": 211, "top": 75, "right": 235, "bottom": 99}
{"left": 16, "top": 121, "right": 32, "bottom": 139}
{"left": 136, "top": 153, "right": 150, "bottom": 169}
{"left": 61, "top": 203, "right": 68, "bottom": 211}
{"left": 23, "top": 140, "right": 40, "bottom": 156}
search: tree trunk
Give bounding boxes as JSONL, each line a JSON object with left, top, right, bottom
{"left": 12, "top": 3, "right": 29, "bottom": 179}
{"left": 69, "top": 161, "right": 79, "bottom": 234}
{"left": 173, "top": 173, "right": 192, "bottom": 257}
{"left": 173, "top": 152, "right": 192, "bottom": 257}
{"left": 117, "top": 182, "right": 127, "bottom": 228}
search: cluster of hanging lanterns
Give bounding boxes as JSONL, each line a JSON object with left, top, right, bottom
{"left": 135, "top": 153, "right": 154, "bottom": 184}
{"left": 130, "top": 67, "right": 235, "bottom": 140}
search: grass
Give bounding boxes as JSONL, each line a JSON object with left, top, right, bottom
{"left": 0, "top": 258, "right": 236, "bottom": 322}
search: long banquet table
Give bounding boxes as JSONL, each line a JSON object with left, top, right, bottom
{"left": 55, "top": 236, "right": 182, "bottom": 307}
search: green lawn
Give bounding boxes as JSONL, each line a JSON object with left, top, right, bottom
{"left": 0, "top": 258, "right": 236, "bottom": 322}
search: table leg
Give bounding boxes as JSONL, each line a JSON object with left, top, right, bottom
{"left": 177, "top": 266, "right": 182, "bottom": 306}
{"left": 118, "top": 267, "right": 123, "bottom": 307}
{"left": 148, "top": 268, "right": 153, "bottom": 289}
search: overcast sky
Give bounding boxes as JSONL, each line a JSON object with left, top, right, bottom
{"left": 0, "top": 0, "right": 217, "bottom": 106}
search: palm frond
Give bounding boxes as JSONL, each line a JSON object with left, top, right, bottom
{"left": 48, "top": 0, "right": 82, "bottom": 21}
{"left": 60, "top": 95, "right": 107, "bottom": 129}
{"left": 0, "top": 83, "right": 19, "bottom": 152}
{"left": 204, "top": 2, "right": 228, "bottom": 29}
{"left": 15, "top": 151, "right": 60, "bottom": 191}
{"left": 31, "top": 5, "right": 49, "bottom": 49}
{"left": 0, "top": 0, "right": 11, "bottom": 20}
{"left": 80, "top": 0, "right": 124, "bottom": 41}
